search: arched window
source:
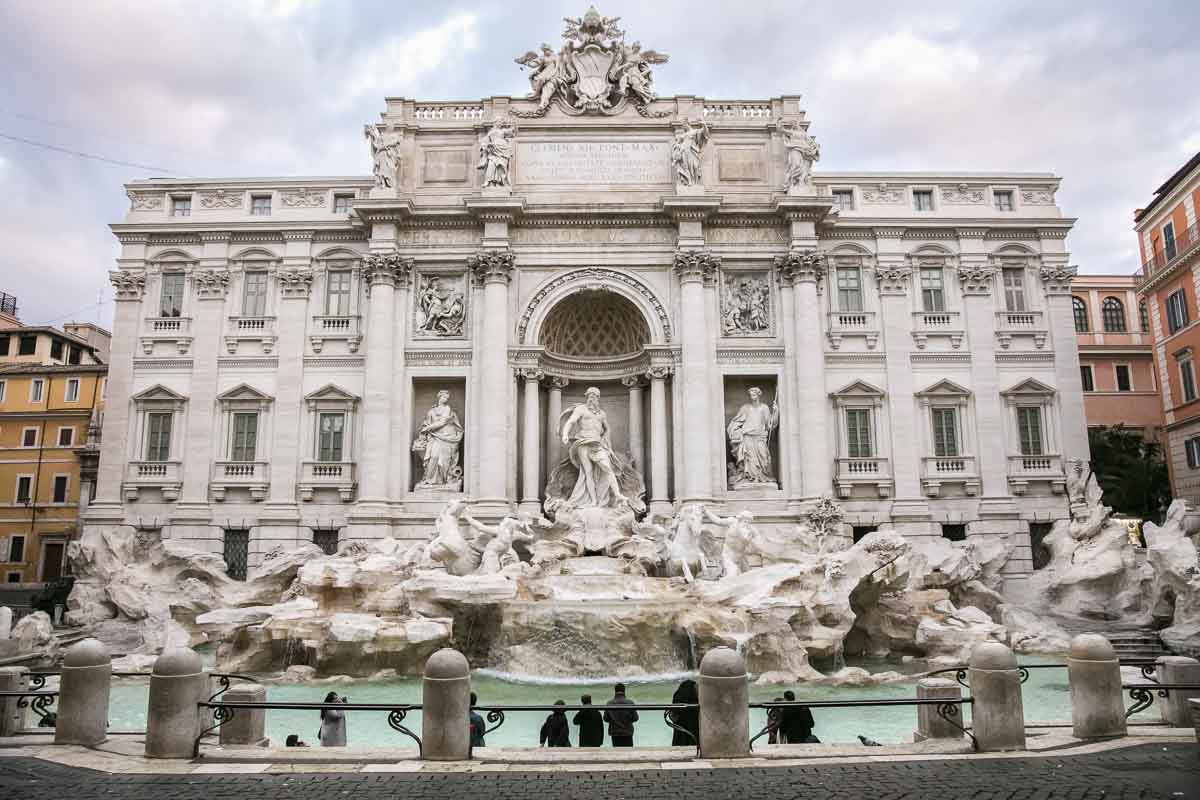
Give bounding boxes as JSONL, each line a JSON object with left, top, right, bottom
{"left": 1072, "top": 297, "right": 1089, "bottom": 332}
{"left": 1102, "top": 297, "right": 1126, "bottom": 332}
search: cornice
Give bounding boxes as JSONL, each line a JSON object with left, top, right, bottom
{"left": 304, "top": 357, "right": 366, "bottom": 368}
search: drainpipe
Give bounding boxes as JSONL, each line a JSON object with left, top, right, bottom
{"left": 27, "top": 374, "right": 51, "bottom": 583}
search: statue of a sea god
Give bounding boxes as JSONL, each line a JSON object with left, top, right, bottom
{"left": 727, "top": 387, "right": 780, "bottom": 488}
{"left": 412, "top": 390, "right": 463, "bottom": 490}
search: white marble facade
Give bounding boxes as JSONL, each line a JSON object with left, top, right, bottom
{"left": 86, "top": 14, "right": 1087, "bottom": 594}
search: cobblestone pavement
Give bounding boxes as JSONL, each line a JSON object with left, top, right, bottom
{"left": 2, "top": 744, "right": 1199, "bottom": 799}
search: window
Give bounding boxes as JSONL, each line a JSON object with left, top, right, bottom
{"left": 52, "top": 475, "right": 68, "bottom": 504}
{"left": 1167, "top": 289, "right": 1190, "bottom": 334}
{"left": 64, "top": 378, "right": 80, "bottom": 402}
{"left": 160, "top": 272, "right": 185, "bottom": 317}
{"left": 5, "top": 572, "right": 20, "bottom": 583}
{"left": 8, "top": 535, "right": 24, "bottom": 562}
{"left": 313, "top": 529, "right": 340, "bottom": 556}
{"left": 1080, "top": 365, "right": 1095, "bottom": 392}
{"left": 913, "top": 190, "right": 934, "bottom": 212}
{"left": 941, "top": 524, "right": 967, "bottom": 542}
{"left": 0, "top": 334, "right": 8, "bottom": 355}
{"left": 326, "top": 270, "right": 352, "bottom": 315}
{"left": 832, "top": 189, "right": 854, "bottom": 212}
{"left": 230, "top": 412, "right": 259, "bottom": 462}
{"left": 223, "top": 530, "right": 249, "bottom": 581}
{"left": 1072, "top": 297, "right": 1089, "bottom": 332}
{"left": 145, "top": 411, "right": 173, "bottom": 461}
{"left": 1139, "top": 301, "right": 1149, "bottom": 333}
{"left": 242, "top": 271, "right": 268, "bottom": 316}
{"left": 18, "top": 335, "right": 36, "bottom": 355}
{"left": 836, "top": 267, "right": 863, "bottom": 312}
{"left": 318, "top": 412, "right": 345, "bottom": 462}
{"left": 21, "top": 428, "right": 37, "bottom": 447}
{"left": 15, "top": 477, "right": 32, "bottom": 504}
{"left": 0, "top": 380, "right": 5, "bottom": 403}
{"left": 50, "top": 339, "right": 63, "bottom": 360}
{"left": 1017, "top": 406, "right": 1044, "bottom": 456}
{"left": 845, "top": 408, "right": 873, "bottom": 458}
{"left": 1187, "top": 437, "right": 1200, "bottom": 469}
{"left": 30, "top": 379, "right": 44, "bottom": 403}
{"left": 57, "top": 427, "right": 74, "bottom": 447}
{"left": 1181, "top": 358, "right": 1197, "bottom": 403}
{"left": 1115, "top": 365, "right": 1132, "bottom": 392}
{"left": 333, "top": 195, "right": 353, "bottom": 214}
{"left": 1164, "top": 222, "right": 1177, "bottom": 262}
{"left": 931, "top": 407, "right": 959, "bottom": 457}
{"left": 1102, "top": 297, "right": 1126, "bottom": 332}
{"left": 993, "top": 190, "right": 1014, "bottom": 212}
{"left": 172, "top": 196, "right": 191, "bottom": 217}
{"left": 251, "top": 195, "right": 272, "bottom": 216}
{"left": 68, "top": 346, "right": 81, "bottom": 365}
{"left": 1002, "top": 268, "right": 1027, "bottom": 312}
{"left": 920, "top": 268, "right": 945, "bottom": 312}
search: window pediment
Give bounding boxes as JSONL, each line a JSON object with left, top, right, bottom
{"left": 132, "top": 384, "right": 187, "bottom": 405}
{"left": 1000, "top": 377, "right": 1056, "bottom": 398}
{"left": 305, "top": 384, "right": 360, "bottom": 409}
{"left": 916, "top": 379, "right": 971, "bottom": 399}
{"left": 831, "top": 379, "right": 886, "bottom": 399}
{"left": 217, "top": 383, "right": 274, "bottom": 407}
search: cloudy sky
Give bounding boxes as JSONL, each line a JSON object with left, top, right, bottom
{"left": 1, "top": 0, "right": 1197, "bottom": 330}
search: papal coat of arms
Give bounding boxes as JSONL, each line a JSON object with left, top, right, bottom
{"left": 514, "top": 7, "right": 669, "bottom": 117}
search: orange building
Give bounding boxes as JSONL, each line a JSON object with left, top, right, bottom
{"left": 1071, "top": 275, "right": 1163, "bottom": 440}
{"left": 1135, "top": 152, "right": 1200, "bottom": 503}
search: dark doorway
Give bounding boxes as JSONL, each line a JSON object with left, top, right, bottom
{"left": 313, "top": 529, "right": 339, "bottom": 556}
{"left": 41, "top": 542, "right": 65, "bottom": 582}
{"left": 224, "top": 529, "right": 249, "bottom": 580}
{"left": 1029, "top": 522, "right": 1054, "bottom": 570}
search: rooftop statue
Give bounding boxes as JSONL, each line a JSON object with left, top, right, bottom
{"left": 781, "top": 121, "right": 820, "bottom": 194}
{"left": 478, "top": 117, "right": 517, "bottom": 188}
{"left": 364, "top": 125, "right": 401, "bottom": 189}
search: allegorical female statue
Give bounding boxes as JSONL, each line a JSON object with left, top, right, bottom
{"left": 412, "top": 390, "right": 463, "bottom": 490}
{"left": 478, "top": 118, "right": 517, "bottom": 188}
{"left": 727, "top": 386, "right": 780, "bottom": 487}
{"left": 781, "top": 121, "right": 820, "bottom": 193}
{"left": 671, "top": 119, "right": 709, "bottom": 187}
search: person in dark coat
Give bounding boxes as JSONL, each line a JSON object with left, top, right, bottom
{"left": 573, "top": 694, "right": 604, "bottom": 747}
{"left": 603, "top": 683, "right": 639, "bottom": 747}
{"left": 779, "top": 689, "right": 817, "bottom": 743}
{"left": 469, "top": 692, "right": 487, "bottom": 748}
{"left": 539, "top": 700, "right": 571, "bottom": 747}
{"left": 669, "top": 679, "right": 699, "bottom": 746}
{"left": 767, "top": 697, "right": 784, "bottom": 744}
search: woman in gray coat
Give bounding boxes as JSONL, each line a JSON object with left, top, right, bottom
{"left": 319, "top": 692, "right": 347, "bottom": 746}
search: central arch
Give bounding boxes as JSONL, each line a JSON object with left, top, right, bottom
{"left": 519, "top": 267, "right": 672, "bottom": 346}
{"left": 540, "top": 291, "right": 650, "bottom": 359}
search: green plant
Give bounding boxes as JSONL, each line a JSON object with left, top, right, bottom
{"left": 1086, "top": 425, "right": 1170, "bottom": 523}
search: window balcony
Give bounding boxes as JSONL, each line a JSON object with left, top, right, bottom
{"left": 309, "top": 315, "right": 363, "bottom": 354}
{"left": 920, "top": 456, "right": 980, "bottom": 497}
{"left": 224, "top": 316, "right": 277, "bottom": 355}
{"left": 1006, "top": 454, "right": 1066, "bottom": 495}
{"left": 298, "top": 460, "right": 357, "bottom": 502}
{"left": 826, "top": 311, "right": 879, "bottom": 350}
{"left": 140, "top": 317, "right": 193, "bottom": 355}
{"left": 834, "top": 456, "right": 892, "bottom": 498}
{"left": 210, "top": 460, "right": 270, "bottom": 502}
{"left": 123, "top": 461, "right": 182, "bottom": 501}
{"left": 1140, "top": 221, "right": 1200, "bottom": 281}
{"left": 911, "top": 311, "right": 964, "bottom": 349}
{"left": 994, "top": 310, "right": 1047, "bottom": 350}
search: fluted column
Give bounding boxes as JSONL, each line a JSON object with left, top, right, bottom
{"left": 93, "top": 270, "right": 147, "bottom": 507}
{"left": 674, "top": 250, "right": 720, "bottom": 504}
{"left": 520, "top": 368, "right": 544, "bottom": 513}
{"left": 622, "top": 375, "right": 645, "bottom": 479}
{"left": 546, "top": 376, "right": 568, "bottom": 477}
{"left": 775, "top": 250, "right": 829, "bottom": 498}
{"left": 468, "top": 249, "right": 515, "bottom": 508}
{"left": 646, "top": 366, "right": 672, "bottom": 513}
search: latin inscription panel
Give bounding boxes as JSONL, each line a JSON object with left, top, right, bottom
{"left": 517, "top": 141, "right": 671, "bottom": 185}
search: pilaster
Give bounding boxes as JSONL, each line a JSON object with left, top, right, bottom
{"left": 467, "top": 248, "right": 516, "bottom": 511}
{"left": 673, "top": 249, "right": 720, "bottom": 503}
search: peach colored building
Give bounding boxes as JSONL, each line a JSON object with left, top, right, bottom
{"left": 1135, "top": 152, "right": 1200, "bottom": 503}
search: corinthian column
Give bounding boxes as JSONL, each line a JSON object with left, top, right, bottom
{"left": 468, "top": 249, "right": 515, "bottom": 509}
{"left": 673, "top": 249, "right": 719, "bottom": 503}
{"left": 546, "top": 376, "right": 568, "bottom": 477}
{"left": 519, "top": 368, "right": 544, "bottom": 513}
{"left": 646, "top": 365, "right": 672, "bottom": 514}
{"left": 622, "top": 375, "right": 645, "bottom": 480}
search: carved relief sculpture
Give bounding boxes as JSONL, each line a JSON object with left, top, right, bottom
{"left": 727, "top": 387, "right": 780, "bottom": 488}
{"left": 412, "top": 390, "right": 464, "bottom": 490}
{"left": 781, "top": 121, "right": 820, "bottom": 194}
{"left": 478, "top": 118, "right": 517, "bottom": 188}
{"left": 365, "top": 125, "right": 402, "bottom": 189}
{"left": 671, "top": 119, "right": 709, "bottom": 187}
{"left": 721, "top": 275, "right": 770, "bottom": 335}
{"left": 415, "top": 275, "right": 466, "bottom": 336}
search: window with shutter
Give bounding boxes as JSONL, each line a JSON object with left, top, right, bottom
{"left": 230, "top": 412, "right": 259, "bottom": 462}
{"left": 931, "top": 407, "right": 959, "bottom": 457}
{"left": 845, "top": 408, "right": 873, "bottom": 458}
{"left": 920, "top": 268, "right": 945, "bottom": 312}
{"left": 1017, "top": 406, "right": 1043, "bottom": 456}
{"left": 836, "top": 267, "right": 863, "bottom": 312}
{"left": 146, "top": 412, "right": 172, "bottom": 461}
{"left": 243, "top": 271, "right": 268, "bottom": 316}
{"left": 318, "top": 412, "right": 345, "bottom": 462}
{"left": 326, "top": 270, "right": 352, "bottom": 315}
{"left": 1003, "top": 269, "right": 1026, "bottom": 312}
{"left": 160, "top": 273, "right": 185, "bottom": 317}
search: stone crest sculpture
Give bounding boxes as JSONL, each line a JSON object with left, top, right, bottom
{"left": 671, "top": 119, "right": 709, "bottom": 187}
{"left": 415, "top": 275, "right": 465, "bottom": 337}
{"left": 781, "top": 121, "right": 819, "bottom": 194}
{"left": 412, "top": 390, "right": 464, "bottom": 490}
{"left": 721, "top": 275, "right": 770, "bottom": 335}
{"left": 364, "top": 125, "right": 401, "bottom": 189}
{"left": 478, "top": 118, "right": 517, "bottom": 188}
{"left": 514, "top": 7, "right": 668, "bottom": 116}
{"left": 727, "top": 387, "right": 780, "bottom": 488}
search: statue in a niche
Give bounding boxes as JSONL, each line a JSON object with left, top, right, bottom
{"left": 727, "top": 387, "right": 780, "bottom": 488}
{"left": 412, "top": 390, "right": 464, "bottom": 490}
{"left": 478, "top": 117, "right": 517, "bottom": 188}
{"left": 558, "top": 386, "right": 629, "bottom": 508}
{"left": 416, "top": 276, "right": 465, "bottom": 336}
{"left": 781, "top": 120, "right": 819, "bottom": 194}
{"left": 671, "top": 119, "right": 709, "bottom": 187}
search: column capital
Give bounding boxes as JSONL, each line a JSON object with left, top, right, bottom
{"left": 773, "top": 249, "right": 826, "bottom": 286}
{"left": 621, "top": 375, "right": 644, "bottom": 389}
{"left": 277, "top": 267, "right": 314, "bottom": 299}
{"left": 363, "top": 250, "right": 414, "bottom": 291}
{"left": 517, "top": 367, "right": 545, "bottom": 383}
{"left": 192, "top": 268, "right": 230, "bottom": 300}
{"left": 673, "top": 249, "right": 721, "bottom": 284}
{"left": 872, "top": 264, "right": 913, "bottom": 296}
{"left": 468, "top": 248, "right": 516, "bottom": 285}
{"left": 645, "top": 365, "right": 674, "bottom": 381}
{"left": 547, "top": 375, "right": 570, "bottom": 390}
{"left": 956, "top": 263, "right": 997, "bottom": 296}
{"left": 1039, "top": 265, "right": 1077, "bottom": 295}
{"left": 109, "top": 269, "right": 147, "bottom": 300}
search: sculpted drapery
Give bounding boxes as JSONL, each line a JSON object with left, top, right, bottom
{"left": 413, "top": 390, "right": 463, "bottom": 489}
{"left": 727, "top": 387, "right": 780, "bottom": 486}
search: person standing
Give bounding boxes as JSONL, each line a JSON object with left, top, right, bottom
{"left": 669, "top": 679, "right": 699, "bottom": 746}
{"left": 573, "top": 694, "right": 604, "bottom": 747}
{"left": 539, "top": 700, "right": 571, "bottom": 747}
{"left": 603, "top": 683, "right": 639, "bottom": 747}
{"left": 779, "top": 689, "right": 817, "bottom": 744}
{"left": 318, "top": 692, "right": 347, "bottom": 747}
{"left": 469, "top": 692, "right": 487, "bottom": 749}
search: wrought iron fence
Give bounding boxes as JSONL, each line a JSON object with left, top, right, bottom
{"left": 0, "top": 690, "right": 58, "bottom": 727}
{"left": 468, "top": 702, "right": 701, "bottom": 758}
{"left": 1121, "top": 683, "right": 1200, "bottom": 718}
{"left": 749, "top": 697, "right": 975, "bottom": 751}
{"left": 925, "top": 659, "right": 1162, "bottom": 690}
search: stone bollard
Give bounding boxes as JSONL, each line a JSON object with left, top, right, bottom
{"left": 914, "top": 677, "right": 963, "bottom": 741}
{"left": 218, "top": 683, "right": 267, "bottom": 746}
{"left": 145, "top": 648, "right": 208, "bottom": 758}
{"left": 968, "top": 641, "right": 1025, "bottom": 752}
{"left": 421, "top": 649, "right": 470, "bottom": 760}
{"left": 55, "top": 638, "right": 112, "bottom": 746}
{"left": 1157, "top": 656, "right": 1200, "bottom": 727}
{"left": 698, "top": 647, "right": 749, "bottom": 758}
{"left": 0, "top": 666, "right": 28, "bottom": 737}
{"left": 1067, "top": 634, "right": 1126, "bottom": 739}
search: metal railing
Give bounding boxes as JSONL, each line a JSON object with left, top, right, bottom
{"left": 469, "top": 702, "right": 700, "bottom": 758}
{"left": 0, "top": 291, "right": 17, "bottom": 316}
{"left": 197, "top": 700, "right": 422, "bottom": 758}
{"left": 1141, "top": 222, "right": 1200, "bottom": 276}
{"left": 749, "top": 697, "right": 975, "bottom": 750}
{"left": 0, "top": 690, "right": 58, "bottom": 727}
